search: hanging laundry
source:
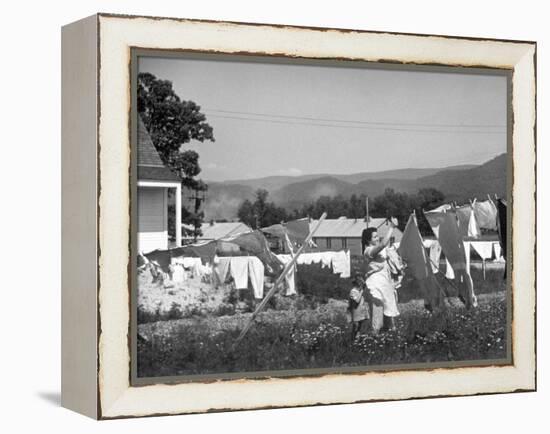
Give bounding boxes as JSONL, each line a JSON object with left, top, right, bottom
{"left": 314, "top": 252, "right": 325, "bottom": 265}
{"left": 202, "top": 262, "right": 213, "bottom": 276}
{"left": 137, "top": 252, "right": 149, "bottom": 269}
{"left": 276, "top": 253, "right": 298, "bottom": 296}
{"left": 429, "top": 241, "right": 442, "bottom": 273}
{"left": 247, "top": 257, "right": 265, "bottom": 299}
{"left": 468, "top": 209, "right": 481, "bottom": 238}
{"left": 192, "top": 260, "right": 205, "bottom": 279}
{"left": 331, "top": 250, "right": 351, "bottom": 278}
{"left": 429, "top": 204, "right": 453, "bottom": 213}
{"left": 445, "top": 258, "right": 455, "bottom": 279}
{"left": 473, "top": 200, "right": 498, "bottom": 230}
{"left": 285, "top": 218, "right": 311, "bottom": 246}
{"left": 224, "top": 230, "right": 283, "bottom": 276}
{"left": 171, "top": 263, "right": 186, "bottom": 283}
{"left": 438, "top": 212, "right": 477, "bottom": 308}
{"left": 320, "top": 252, "right": 333, "bottom": 269}
{"left": 496, "top": 199, "right": 507, "bottom": 279}
{"left": 295, "top": 252, "right": 323, "bottom": 265}
{"left": 276, "top": 254, "right": 292, "bottom": 263}
{"left": 438, "top": 212, "right": 468, "bottom": 272}
{"left": 213, "top": 256, "right": 231, "bottom": 285}
{"left": 471, "top": 241, "right": 494, "bottom": 261}
{"left": 386, "top": 244, "right": 404, "bottom": 289}
{"left": 493, "top": 242, "right": 503, "bottom": 261}
{"left": 423, "top": 210, "right": 448, "bottom": 238}
{"left": 463, "top": 241, "right": 471, "bottom": 274}
{"left": 261, "top": 218, "right": 311, "bottom": 250}
{"left": 170, "top": 240, "right": 217, "bottom": 263}
{"left": 176, "top": 257, "right": 200, "bottom": 270}
{"left": 398, "top": 215, "right": 432, "bottom": 280}
{"left": 456, "top": 205, "right": 470, "bottom": 236}
{"left": 260, "top": 223, "right": 286, "bottom": 239}
{"left": 144, "top": 249, "right": 172, "bottom": 272}
{"left": 456, "top": 205, "right": 480, "bottom": 238}
{"left": 284, "top": 267, "right": 297, "bottom": 296}
{"left": 397, "top": 215, "right": 441, "bottom": 309}
{"left": 229, "top": 257, "right": 249, "bottom": 289}
{"left": 386, "top": 244, "right": 404, "bottom": 276}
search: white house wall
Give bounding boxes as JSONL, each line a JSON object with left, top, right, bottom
{"left": 137, "top": 187, "right": 167, "bottom": 253}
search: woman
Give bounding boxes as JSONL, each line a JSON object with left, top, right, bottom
{"left": 362, "top": 218, "right": 399, "bottom": 333}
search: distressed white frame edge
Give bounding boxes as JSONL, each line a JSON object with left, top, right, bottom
{"left": 96, "top": 15, "right": 536, "bottom": 419}
{"left": 61, "top": 14, "right": 100, "bottom": 419}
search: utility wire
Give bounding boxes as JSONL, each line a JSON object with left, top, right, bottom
{"left": 207, "top": 113, "right": 506, "bottom": 135}
{"left": 204, "top": 107, "right": 505, "bottom": 129}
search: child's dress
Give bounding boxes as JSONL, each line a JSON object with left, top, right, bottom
{"left": 348, "top": 287, "right": 369, "bottom": 322}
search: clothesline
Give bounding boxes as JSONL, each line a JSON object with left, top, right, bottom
{"left": 212, "top": 256, "right": 269, "bottom": 299}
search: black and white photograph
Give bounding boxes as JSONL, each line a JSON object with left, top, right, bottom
{"left": 133, "top": 53, "right": 510, "bottom": 381}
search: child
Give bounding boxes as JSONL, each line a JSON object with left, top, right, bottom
{"left": 348, "top": 276, "right": 369, "bottom": 341}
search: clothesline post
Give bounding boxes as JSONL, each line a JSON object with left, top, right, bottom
{"left": 233, "top": 212, "right": 327, "bottom": 348}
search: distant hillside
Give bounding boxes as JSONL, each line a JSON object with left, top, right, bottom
{"left": 414, "top": 154, "right": 507, "bottom": 201}
{"left": 203, "top": 183, "right": 255, "bottom": 221}
{"left": 335, "top": 165, "right": 476, "bottom": 184}
{"left": 202, "top": 155, "right": 505, "bottom": 220}
{"left": 221, "top": 164, "right": 476, "bottom": 192}
{"left": 223, "top": 174, "right": 327, "bottom": 192}
{"left": 270, "top": 176, "right": 366, "bottom": 212}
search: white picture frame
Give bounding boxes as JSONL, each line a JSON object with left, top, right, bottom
{"left": 61, "top": 13, "right": 536, "bottom": 419}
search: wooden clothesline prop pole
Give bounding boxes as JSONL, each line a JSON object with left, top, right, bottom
{"left": 233, "top": 212, "right": 327, "bottom": 347}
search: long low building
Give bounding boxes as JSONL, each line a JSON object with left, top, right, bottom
{"left": 310, "top": 217, "right": 403, "bottom": 256}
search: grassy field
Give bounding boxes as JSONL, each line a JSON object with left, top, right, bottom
{"left": 137, "top": 285, "right": 508, "bottom": 378}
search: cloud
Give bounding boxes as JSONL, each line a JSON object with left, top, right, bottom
{"left": 278, "top": 167, "right": 303, "bottom": 177}
{"left": 204, "top": 162, "right": 227, "bottom": 170}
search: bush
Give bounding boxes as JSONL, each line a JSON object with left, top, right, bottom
{"left": 296, "top": 263, "right": 350, "bottom": 300}
{"left": 137, "top": 293, "right": 507, "bottom": 378}
{"left": 213, "top": 303, "right": 236, "bottom": 317}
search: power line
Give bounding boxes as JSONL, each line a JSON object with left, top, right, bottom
{"left": 204, "top": 107, "right": 505, "bottom": 129}
{"left": 207, "top": 113, "right": 506, "bottom": 135}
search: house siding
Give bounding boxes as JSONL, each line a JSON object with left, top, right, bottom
{"left": 313, "top": 236, "right": 363, "bottom": 256}
{"left": 138, "top": 187, "right": 168, "bottom": 253}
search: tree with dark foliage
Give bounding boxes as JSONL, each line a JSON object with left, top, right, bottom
{"left": 287, "top": 187, "right": 445, "bottom": 235}
{"left": 138, "top": 72, "right": 215, "bottom": 240}
{"left": 238, "top": 189, "right": 289, "bottom": 229}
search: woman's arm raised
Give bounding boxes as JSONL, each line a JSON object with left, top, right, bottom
{"left": 365, "top": 218, "right": 398, "bottom": 258}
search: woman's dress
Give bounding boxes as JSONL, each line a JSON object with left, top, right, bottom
{"left": 364, "top": 246, "right": 399, "bottom": 317}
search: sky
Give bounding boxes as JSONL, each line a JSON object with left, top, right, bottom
{"left": 139, "top": 55, "right": 508, "bottom": 182}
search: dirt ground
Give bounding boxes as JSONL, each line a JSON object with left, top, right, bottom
{"left": 137, "top": 269, "right": 232, "bottom": 317}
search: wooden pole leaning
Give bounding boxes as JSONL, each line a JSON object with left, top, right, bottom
{"left": 233, "top": 212, "right": 327, "bottom": 347}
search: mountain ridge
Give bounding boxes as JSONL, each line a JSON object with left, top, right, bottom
{"left": 216, "top": 164, "right": 477, "bottom": 192}
{"left": 203, "top": 155, "right": 506, "bottom": 220}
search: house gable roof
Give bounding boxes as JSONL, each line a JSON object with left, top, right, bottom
{"left": 138, "top": 117, "right": 180, "bottom": 182}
